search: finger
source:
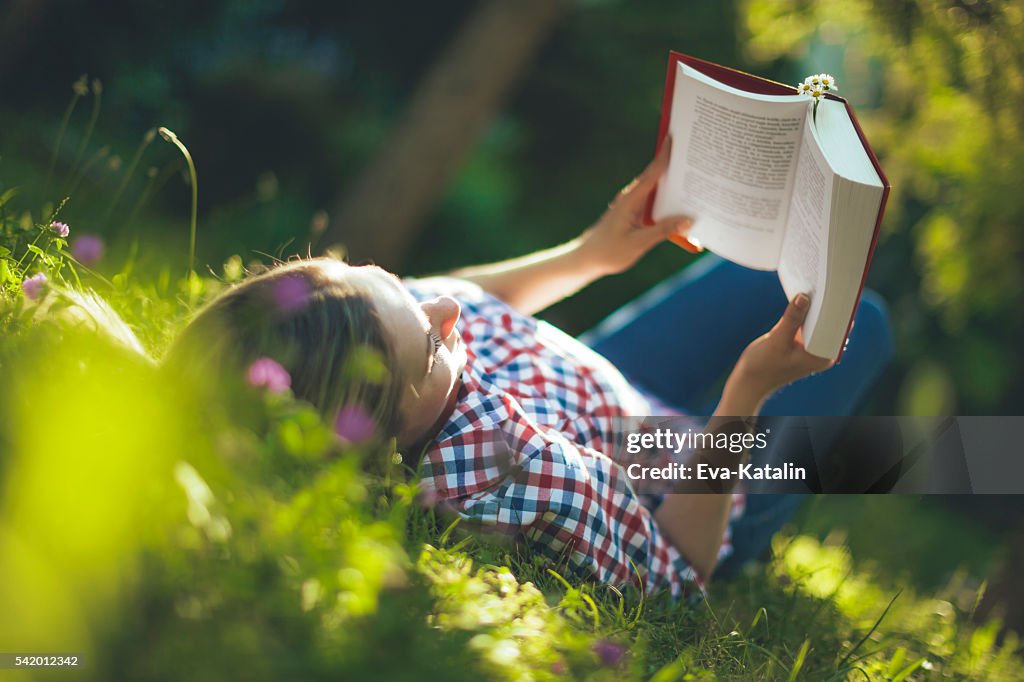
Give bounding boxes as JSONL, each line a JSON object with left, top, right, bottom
{"left": 651, "top": 215, "right": 693, "bottom": 239}
{"left": 801, "top": 354, "right": 835, "bottom": 375}
{"left": 773, "top": 293, "right": 810, "bottom": 339}
{"left": 636, "top": 216, "right": 690, "bottom": 251}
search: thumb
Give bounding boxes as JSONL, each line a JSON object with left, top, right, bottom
{"left": 774, "top": 293, "right": 810, "bottom": 339}
{"left": 633, "top": 135, "right": 673, "bottom": 193}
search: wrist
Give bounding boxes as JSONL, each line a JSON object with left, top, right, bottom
{"left": 720, "top": 371, "right": 768, "bottom": 418}
{"left": 568, "top": 230, "right": 618, "bottom": 278}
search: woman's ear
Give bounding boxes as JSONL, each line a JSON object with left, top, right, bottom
{"left": 440, "top": 314, "right": 458, "bottom": 339}
{"left": 423, "top": 296, "right": 461, "bottom": 339}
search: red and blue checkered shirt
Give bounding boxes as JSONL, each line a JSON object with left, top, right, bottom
{"left": 405, "top": 277, "right": 739, "bottom": 598}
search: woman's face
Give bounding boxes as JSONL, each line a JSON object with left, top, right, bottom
{"left": 340, "top": 263, "right": 466, "bottom": 445}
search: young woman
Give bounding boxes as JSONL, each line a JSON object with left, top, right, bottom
{"left": 163, "top": 145, "right": 892, "bottom": 597}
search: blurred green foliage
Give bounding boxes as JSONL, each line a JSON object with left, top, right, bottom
{"left": 0, "top": 165, "right": 1021, "bottom": 681}
{"left": 3, "top": 1, "right": 1024, "bottom": 679}
{"left": 3, "top": 0, "right": 1020, "bottom": 413}
{"left": 0, "top": 254, "right": 1022, "bottom": 678}
{"left": 741, "top": 0, "right": 1024, "bottom": 413}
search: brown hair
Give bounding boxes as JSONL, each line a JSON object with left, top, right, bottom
{"left": 162, "top": 258, "right": 404, "bottom": 438}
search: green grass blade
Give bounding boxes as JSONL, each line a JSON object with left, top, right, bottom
{"left": 786, "top": 639, "right": 810, "bottom": 682}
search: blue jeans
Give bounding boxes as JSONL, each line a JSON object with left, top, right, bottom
{"left": 579, "top": 255, "right": 893, "bottom": 576}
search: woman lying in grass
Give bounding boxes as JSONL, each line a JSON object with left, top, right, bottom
{"left": 163, "top": 144, "right": 892, "bottom": 597}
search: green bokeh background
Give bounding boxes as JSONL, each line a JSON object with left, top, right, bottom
{"left": 3, "top": 0, "right": 1021, "bottom": 414}
{"left": 2, "top": 2, "right": 1024, "bottom": 679}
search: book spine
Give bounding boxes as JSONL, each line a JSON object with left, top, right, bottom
{"left": 642, "top": 52, "right": 681, "bottom": 225}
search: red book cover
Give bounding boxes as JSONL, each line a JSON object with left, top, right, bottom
{"left": 644, "top": 51, "right": 891, "bottom": 361}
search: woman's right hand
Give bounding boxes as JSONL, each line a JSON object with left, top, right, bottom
{"left": 724, "top": 293, "right": 835, "bottom": 413}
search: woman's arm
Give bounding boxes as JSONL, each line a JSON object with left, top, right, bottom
{"left": 449, "top": 141, "right": 693, "bottom": 316}
{"left": 654, "top": 293, "right": 834, "bottom": 580}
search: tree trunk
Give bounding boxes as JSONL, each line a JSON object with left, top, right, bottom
{"left": 324, "top": 0, "right": 569, "bottom": 269}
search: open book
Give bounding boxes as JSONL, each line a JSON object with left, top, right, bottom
{"left": 645, "top": 53, "right": 890, "bottom": 360}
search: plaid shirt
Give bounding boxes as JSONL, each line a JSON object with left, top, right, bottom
{"left": 405, "top": 277, "right": 738, "bottom": 598}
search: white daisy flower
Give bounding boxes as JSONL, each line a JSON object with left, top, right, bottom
{"left": 801, "top": 72, "right": 837, "bottom": 121}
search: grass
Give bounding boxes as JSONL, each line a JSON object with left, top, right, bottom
{"left": 403, "top": 499, "right": 1021, "bottom": 680}
{"left": 1, "top": 121, "right": 1022, "bottom": 680}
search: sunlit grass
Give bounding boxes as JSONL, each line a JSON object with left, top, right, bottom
{"left": 2, "top": 242, "right": 1022, "bottom": 681}
{"left": 2, "top": 68, "right": 1023, "bottom": 679}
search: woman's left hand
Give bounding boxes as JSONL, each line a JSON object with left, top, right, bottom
{"left": 576, "top": 138, "right": 694, "bottom": 276}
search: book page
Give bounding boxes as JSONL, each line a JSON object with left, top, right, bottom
{"left": 653, "top": 64, "right": 809, "bottom": 270}
{"left": 778, "top": 118, "right": 833, "bottom": 349}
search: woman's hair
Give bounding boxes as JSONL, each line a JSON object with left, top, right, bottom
{"left": 161, "top": 258, "right": 404, "bottom": 438}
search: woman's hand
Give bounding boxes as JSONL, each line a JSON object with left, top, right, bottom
{"left": 448, "top": 139, "right": 693, "bottom": 314}
{"left": 723, "top": 293, "right": 835, "bottom": 414}
{"left": 577, "top": 139, "right": 694, "bottom": 276}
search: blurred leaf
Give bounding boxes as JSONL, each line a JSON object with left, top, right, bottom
{"left": 898, "top": 361, "right": 957, "bottom": 415}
